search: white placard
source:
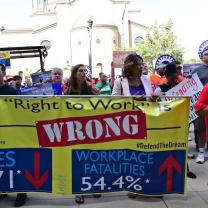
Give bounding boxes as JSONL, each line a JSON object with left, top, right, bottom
{"left": 165, "top": 73, "right": 203, "bottom": 123}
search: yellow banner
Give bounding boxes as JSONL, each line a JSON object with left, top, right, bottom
{"left": 0, "top": 97, "right": 189, "bottom": 195}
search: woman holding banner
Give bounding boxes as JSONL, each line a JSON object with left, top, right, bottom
{"left": 112, "top": 53, "right": 153, "bottom": 99}
{"left": 112, "top": 53, "right": 154, "bottom": 198}
{"left": 65, "top": 64, "right": 98, "bottom": 95}
{"left": 65, "top": 64, "right": 99, "bottom": 204}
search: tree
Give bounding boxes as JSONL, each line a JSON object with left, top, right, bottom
{"left": 135, "top": 19, "right": 184, "bottom": 72}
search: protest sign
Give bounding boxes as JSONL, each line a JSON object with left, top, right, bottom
{"left": 113, "top": 51, "right": 133, "bottom": 68}
{"left": 31, "top": 70, "right": 52, "bottom": 84}
{"left": 165, "top": 73, "right": 203, "bottom": 123}
{"left": 21, "top": 83, "right": 54, "bottom": 95}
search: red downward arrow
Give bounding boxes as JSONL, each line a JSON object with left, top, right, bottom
{"left": 25, "top": 152, "right": 49, "bottom": 189}
{"left": 158, "top": 155, "right": 182, "bottom": 193}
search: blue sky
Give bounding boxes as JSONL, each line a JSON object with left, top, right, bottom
{"left": 0, "top": 0, "right": 207, "bottom": 60}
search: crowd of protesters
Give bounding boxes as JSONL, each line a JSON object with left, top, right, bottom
{"left": 1, "top": 39, "right": 208, "bottom": 206}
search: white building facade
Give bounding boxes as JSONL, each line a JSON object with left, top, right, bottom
{"left": 0, "top": 0, "right": 147, "bottom": 77}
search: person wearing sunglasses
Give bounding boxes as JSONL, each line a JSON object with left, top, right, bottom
{"left": 112, "top": 53, "right": 155, "bottom": 199}
{"left": 112, "top": 53, "right": 152, "bottom": 99}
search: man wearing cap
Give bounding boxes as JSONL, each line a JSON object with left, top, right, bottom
{"left": 0, "top": 63, "right": 27, "bottom": 207}
{"left": 150, "top": 54, "right": 176, "bottom": 91}
{"left": 171, "top": 60, "right": 186, "bottom": 82}
{"left": 192, "top": 40, "right": 208, "bottom": 164}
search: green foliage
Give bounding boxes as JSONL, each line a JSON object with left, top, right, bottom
{"left": 135, "top": 19, "right": 184, "bottom": 72}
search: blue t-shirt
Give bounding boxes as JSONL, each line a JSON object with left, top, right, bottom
{"left": 52, "top": 82, "right": 62, "bottom": 95}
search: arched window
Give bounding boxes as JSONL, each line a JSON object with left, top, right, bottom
{"left": 134, "top": 36, "right": 143, "bottom": 44}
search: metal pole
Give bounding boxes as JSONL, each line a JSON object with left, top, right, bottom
{"left": 89, "top": 30, "right": 92, "bottom": 69}
{"left": 87, "top": 19, "right": 93, "bottom": 74}
{"left": 39, "top": 48, "right": 44, "bottom": 72}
